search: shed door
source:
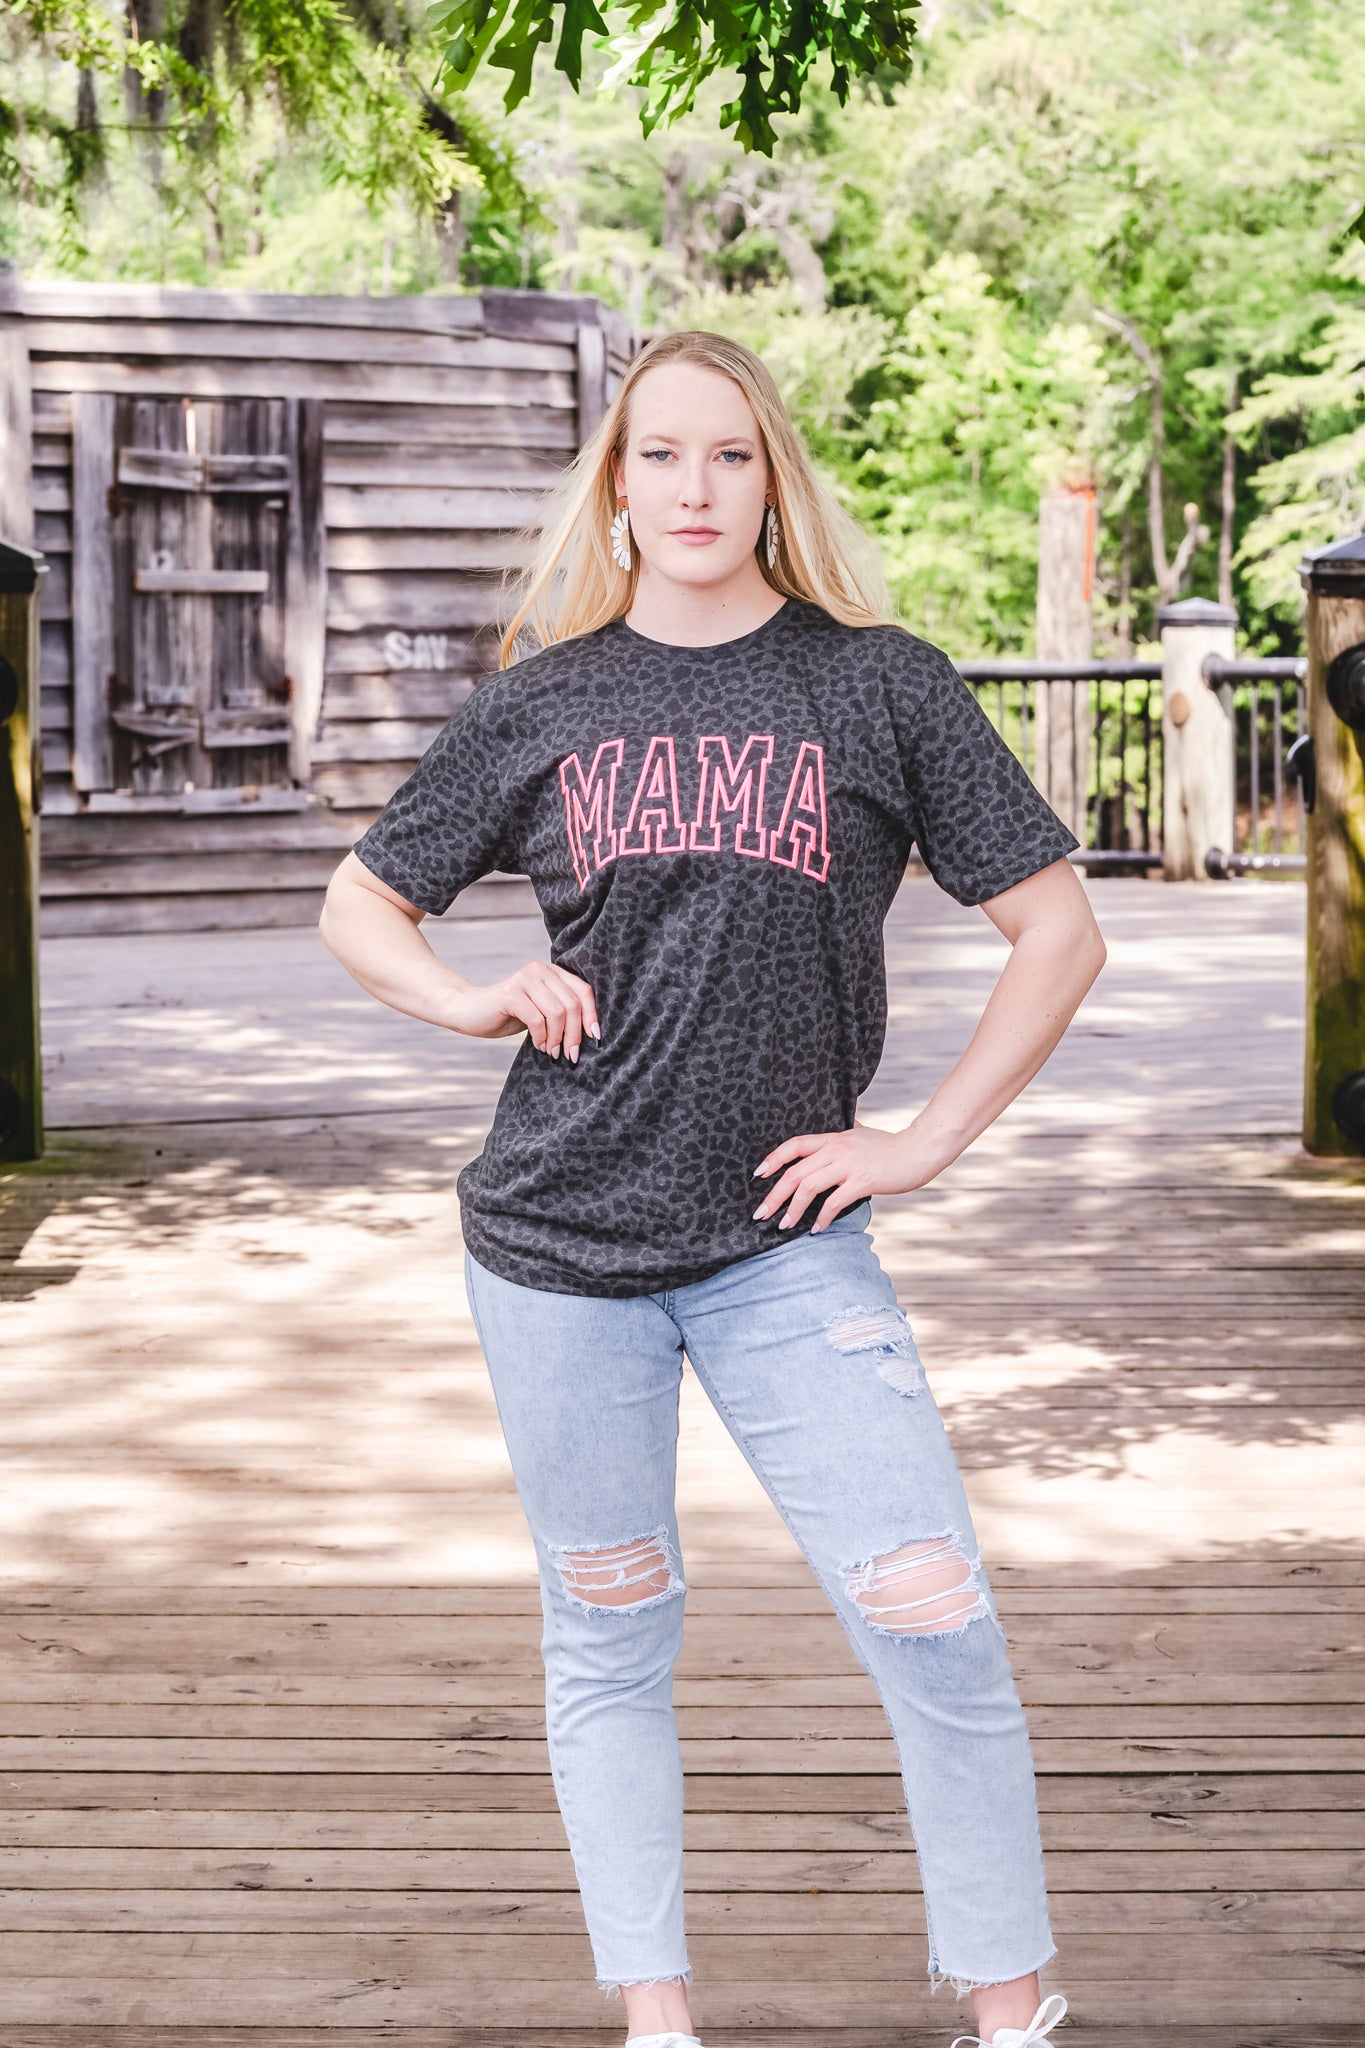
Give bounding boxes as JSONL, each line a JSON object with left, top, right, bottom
{"left": 70, "top": 393, "right": 324, "bottom": 799}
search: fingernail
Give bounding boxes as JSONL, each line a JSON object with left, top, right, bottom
{"left": 753, "top": 1206, "right": 767, "bottom": 1220}
{"left": 569, "top": 1047, "right": 578, "bottom": 1063}
{"left": 752, "top": 1164, "right": 766, "bottom": 1177}
{"left": 588, "top": 1022, "right": 600, "bottom": 1039}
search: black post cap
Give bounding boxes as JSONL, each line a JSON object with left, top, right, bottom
{"left": 1299, "top": 532, "right": 1365, "bottom": 596}
{"left": 0, "top": 540, "right": 49, "bottom": 596}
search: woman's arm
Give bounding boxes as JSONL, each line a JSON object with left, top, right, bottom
{"left": 319, "top": 852, "right": 600, "bottom": 1061}
{"left": 752, "top": 856, "right": 1107, "bottom": 1231}
{"left": 893, "top": 855, "right": 1107, "bottom": 1176}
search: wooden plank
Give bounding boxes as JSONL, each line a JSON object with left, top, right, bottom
{"left": 38, "top": 614, "right": 71, "bottom": 690}
{"left": 324, "top": 484, "right": 543, "bottom": 531}
{"left": 33, "top": 509, "right": 70, "bottom": 554}
{"left": 2, "top": 1575, "right": 1363, "bottom": 1611}
{"left": 320, "top": 673, "right": 476, "bottom": 719}
{"left": 323, "top": 400, "right": 577, "bottom": 449}
{"left": 325, "top": 445, "right": 566, "bottom": 487}
{"left": 39, "top": 850, "right": 348, "bottom": 898}
{"left": 37, "top": 890, "right": 326, "bottom": 938}
{"left": 68, "top": 391, "right": 116, "bottom": 791}
{"left": 38, "top": 873, "right": 533, "bottom": 935}
{"left": 1, "top": 1841, "right": 1358, "bottom": 1891}
{"left": 325, "top": 571, "right": 501, "bottom": 634}
{"left": 81, "top": 788, "right": 315, "bottom": 814}
{"left": 576, "top": 318, "right": 608, "bottom": 443}
{"left": 33, "top": 358, "right": 579, "bottom": 412}
{"left": 30, "top": 471, "right": 70, "bottom": 514}
{"left": 324, "top": 626, "right": 490, "bottom": 674}
{"left": 117, "top": 448, "right": 291, "bottom": 493}
{"left": 310, "top": 719, "right": 446, "bottom": 766}
{"left": 0, "top": 1884, "right": 1353, "bottom": 1938}
{"left": 0, "top": 321, "right": 34, "bottom": 547}
{"left": 311, "top": 761, "right": 413, "bottom": 806}
{"left": 324, "top": 530, "right": 531, "bottom": 573}
{"left": 0, "top": 1736, "right": 1356, "bottom": 1774}
{"left": 3, "top": 1698, "right": 1361, "bottom": 1738}
{"left": 0, "top": 2028, "right": 1342, "bottom": 2048}
{"left": 483, "top": 288, "right": 598, "bottom": 345}
{"left": 0, "top": 1612, "right": 1355, "bottom": 1673}
{"left": 26, "top": 319, "right": 575, "bottom": 377}
{"left": 27, "top": 547, "right": 68, "bottom": 617}
{"left": 35, "top": 808, "right": 379, "bottom": 856}
{"left": 3, "top": 1803, "right": 1361, "bottom": 1853}
{"left": 283, "top": 397, "right": 326, "bottom": 786}
{"left": 0, "top": 1928, "right": 1345, "bottom": 1981}
{"left": 0, "top": 1972, "right": 1347, "bottom": 2029}
{"left": 39, "top": 684, "right": 70, "bottom": 730}
{"left": 133, "top": 568, "right": 270, "bottom": 594}
{"left": 13, "top": 283, "right": 490, "bottom": 332}
{"left": 30, "top": 390, "right": 72, "bottom": 433}
{"left": 0, "top": 1768, "right": 1350, "bottom": 1810}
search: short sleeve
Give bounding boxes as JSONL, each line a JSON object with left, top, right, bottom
{"left": 351, "top": 683, "right": 518, "bottom": 915}
{"left": 885, "top": 635, "right": 1082, "bottom": 905}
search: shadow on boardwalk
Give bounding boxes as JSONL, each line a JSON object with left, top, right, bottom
{"left": 1, "top": 876, "right": 1361, "bottom": 2044}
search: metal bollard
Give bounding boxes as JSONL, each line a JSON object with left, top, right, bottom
{"left": 0, "top": 538, "right": 46, "bottom": 1161}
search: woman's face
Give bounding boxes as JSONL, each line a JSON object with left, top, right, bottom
{"left": 611, "top": 360, "right": 772, "bottom": 591}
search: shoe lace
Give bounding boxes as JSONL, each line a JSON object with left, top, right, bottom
{"left": 950, "top": 1991, "right": 1068, "bottom": 2048}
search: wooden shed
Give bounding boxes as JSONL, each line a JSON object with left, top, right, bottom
{"left": 0, "top": 272, "right": 637, "bottom": 935}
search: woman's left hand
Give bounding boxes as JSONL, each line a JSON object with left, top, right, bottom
{"left": 752, "top": 1118, "right": 952, "bottom": 1234}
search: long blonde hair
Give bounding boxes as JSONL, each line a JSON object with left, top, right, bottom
{"left": 497, "top": 328, "right": 895, "bottom": 666}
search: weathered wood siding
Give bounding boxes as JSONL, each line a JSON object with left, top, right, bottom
{"left": 0, "top": 277, "right": 636, "bottom": 935}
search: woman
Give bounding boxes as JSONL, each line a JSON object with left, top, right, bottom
{"left": 319, "top": 329, "right": 1105, "bottom": 2048}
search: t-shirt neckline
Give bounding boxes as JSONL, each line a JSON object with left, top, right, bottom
{"left": 615, "top": 598, "right": 792, "bottom": 655}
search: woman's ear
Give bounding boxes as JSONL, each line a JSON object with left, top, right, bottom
{"left": 609, "top": 449, "right": 626, "bottom": 499}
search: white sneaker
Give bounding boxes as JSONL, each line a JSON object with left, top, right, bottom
{"left": 624, "top": 2036, "right": 704, "bottom": 2048}
{"left": 951, "top": 1991, "right": 1069, "bottom": 2048}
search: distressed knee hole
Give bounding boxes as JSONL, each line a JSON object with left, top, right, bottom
{"left": 842, "top": 1532, "right": 989, "bottom": 1637}
{"left": 823, "top": 1300, "right": 925, "bottom": 1396}
{"left": 548, "top": 1525, "right": 686, "bottom": 1616}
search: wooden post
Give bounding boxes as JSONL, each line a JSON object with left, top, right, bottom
{"left": 0, "top": 265, "right": 34, "bottom": 551}
{"left": 1158, "top": 596, "right": 1236, "bottom": 880}
{"left": 576, "top": 319, "right": 608, "bottom": 447}
{"left": 71, "top": 391, "right": 118, "bottom": 792}
{"left": 1299, "top": 533, "right": 1365, "bottom": 1157}
{"left": 1034, "top": 485, "right": 1095, "bottom": 839}
{"left": 284, "top": 397, "right": 327, "bottom": 787}
{"left": 0, "top": 540, "right": 47, "bottom": 1163}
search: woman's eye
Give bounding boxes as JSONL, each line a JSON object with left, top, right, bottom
{"left": 719, "top": 449, "right": 751, "bottom": 464}
{"left": 641, "top": 448, "right": 672, "bottom": 462}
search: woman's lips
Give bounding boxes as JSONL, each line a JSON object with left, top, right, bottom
{"left": 670, "top": 527, "right": 720, "bottom": 544}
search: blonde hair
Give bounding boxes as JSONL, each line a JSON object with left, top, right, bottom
{"left": 497, "top": 328, "right": 895, "bottom": 666}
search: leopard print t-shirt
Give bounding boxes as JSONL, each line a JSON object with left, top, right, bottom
{"left": 351, "top": 599, "right": 1080, "bottom": 1297}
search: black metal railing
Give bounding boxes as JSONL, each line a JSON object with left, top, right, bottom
{"left": 957, "top": 662, "right": 1164, "bottom": 868}
{"left": 1202, "top": 655, "right": 1307, "bottom": 876}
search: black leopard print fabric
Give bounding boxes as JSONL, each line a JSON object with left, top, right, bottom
{"left": 351, "top": 599, "right": 1080, "bottom": 1296}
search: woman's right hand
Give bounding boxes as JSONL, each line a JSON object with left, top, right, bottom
{"left": 445, "top": 961, "right": 601, "bottom": 1062}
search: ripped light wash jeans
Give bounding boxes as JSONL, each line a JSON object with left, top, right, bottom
{"left": 463, "top": 1197, "right": 1058, "bottom": 2006}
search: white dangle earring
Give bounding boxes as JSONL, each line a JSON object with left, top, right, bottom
{"left": 765, "top": 501, "right": 780, "bottom": 571}
{"left": 609, "top": 500, "right": 631, "bottom": 571}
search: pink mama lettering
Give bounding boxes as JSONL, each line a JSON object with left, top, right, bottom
{"left": 558, "top": 733, "right": 831, "bottom": 891}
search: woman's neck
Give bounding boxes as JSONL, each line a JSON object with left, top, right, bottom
{"left": 624, "top": 562, "right": 788, "bottom": 647}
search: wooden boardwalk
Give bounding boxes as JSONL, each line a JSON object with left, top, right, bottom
{"left": 1, "top": 875, "right": 1361, "bottom": 2046}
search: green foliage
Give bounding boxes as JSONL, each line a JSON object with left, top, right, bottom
{"left": 0, "top": 0, "right": 524, "bottom": 269}
{"left": 429, "top": 0, "right": 921, "bottom": 154}
{"left": 7, "top": 0, "right": 1362, "bottom": 657}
